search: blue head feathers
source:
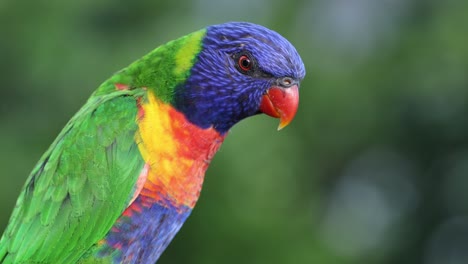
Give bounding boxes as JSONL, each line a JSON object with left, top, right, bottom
{"left": 174, "top": 22, "right": 306, "bottom": 133}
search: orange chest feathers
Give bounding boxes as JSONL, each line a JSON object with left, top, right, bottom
{"left": 134, "top": 91, "right": 225, "bottom": 209}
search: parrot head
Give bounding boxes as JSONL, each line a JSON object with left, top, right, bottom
{"left": 174, "top": 22, "right": 305, "bottom": 134}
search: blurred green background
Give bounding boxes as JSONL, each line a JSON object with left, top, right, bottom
{"left": 1, "top": 0, "right": 468, "bottom": 263}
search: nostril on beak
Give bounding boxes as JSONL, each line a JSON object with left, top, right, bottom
{"left": 278, "top": 77, "right": 295, "bottom": 88}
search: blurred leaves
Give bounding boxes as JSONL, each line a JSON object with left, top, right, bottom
{"left": 1, "top": 1, "right": 468, "bottom": 263}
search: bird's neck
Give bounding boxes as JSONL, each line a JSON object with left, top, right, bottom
{"left": 134, "top": 91, "right": 226, "bottom": 209}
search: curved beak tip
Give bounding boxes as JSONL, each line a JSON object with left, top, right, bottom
{"left": 259, "top": 85, "right": 299, "bottom": 130}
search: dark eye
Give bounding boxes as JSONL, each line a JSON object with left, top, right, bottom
{"left": 238, "top": 55, "right": 252, "bottom": 72}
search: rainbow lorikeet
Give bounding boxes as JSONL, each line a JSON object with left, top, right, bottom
{"left": 0, "top": 22, "right": 305, "bottom": 263}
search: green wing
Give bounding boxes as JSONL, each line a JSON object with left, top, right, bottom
{"left": 0, "top": 87, "right": 146, "bottom": 263}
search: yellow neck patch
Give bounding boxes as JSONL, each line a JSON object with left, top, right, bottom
{"left": 173, "top": 29, "right": 206, "bottom": 77}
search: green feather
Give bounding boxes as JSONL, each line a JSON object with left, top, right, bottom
{"left": 0, "top": 88, "right": 146, "bottom": 263}
{"left": 0, "top": 27, "right": 206, "bottom": 263}
{"left": 94, "top": 29, "right": 206, "bottom": 102}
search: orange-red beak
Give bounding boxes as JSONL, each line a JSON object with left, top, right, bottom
{"left": 259, "top": 85, "right": 299, "bottom": 130}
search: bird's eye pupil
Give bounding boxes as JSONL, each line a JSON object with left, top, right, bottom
{"left": 238, "top": 55, "right": 252, "bottom": 71}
